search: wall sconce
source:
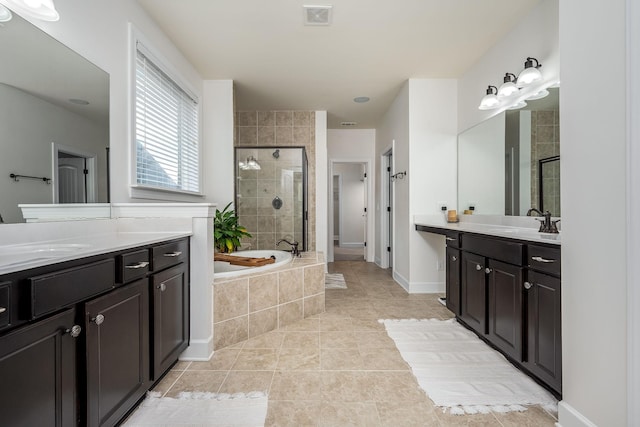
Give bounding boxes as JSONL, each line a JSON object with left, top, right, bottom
{"left": 478, "top": 86, "right": 499, "bottom": 110}
{"left": 5, "top": 0, "right": 59, "bottom": 21}
{"left": 0, "top": 4, "right": 12, "bottom": 22}
{"left": 516, "top": 57, "right": 542, "bottom": 88}
{"left": 498, "top": 73, "right": 518, "bottom": 98}
{"left": 390, "top": 171, "right": 407, "bottom": 181}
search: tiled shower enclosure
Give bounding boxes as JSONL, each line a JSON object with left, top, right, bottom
{"left": 235, "top": 147, "right": 308, "bottom": 251}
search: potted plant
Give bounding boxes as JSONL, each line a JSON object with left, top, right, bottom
{"left": 214, "top": 202, "right": 252, "bottom": 253}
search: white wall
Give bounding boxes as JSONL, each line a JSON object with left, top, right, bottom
{"left": 457, "top": 112, "right": 506, "bottom": 214}
{"left": 457, "top": 0, "right": 559, "bottom": 133}
{"left": 558, "top": 0, "right": 628, "bottom": 425}
{"left": 0, "top": 84, "right": 109, "bottom": 223}
{"left": 327, "top": 128, "right": 376, "bottom": 261}
{"left": 407, "top": 79, "right": 458, "bottom": 292}
{"left": 333, "top": 163, "right": 365, "bottom": 246}
{"left": 315, "top": 111, "right": 328, "bottom": 263}
{"left": 375, "top": 83, "right": 410, "bottom": 281}
{"left": 0, "top": 0, "right": 206, "bottom": 204}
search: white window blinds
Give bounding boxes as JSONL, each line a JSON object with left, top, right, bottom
{"left": 135, "top": 43, "right": 200, "bottom": 193}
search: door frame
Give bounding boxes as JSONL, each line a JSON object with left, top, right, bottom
{"left": 328, "top": 159, "right": 373, "bottom": 263}
{"left": 52, "top": 142, "right": 98, "bottom": 203}
{"left": 380, "top": 144, "right": 394, "bottom": 269}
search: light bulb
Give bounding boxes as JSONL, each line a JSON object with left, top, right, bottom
{"left": 24, "top": 0, "right": 43, "bottom": 8}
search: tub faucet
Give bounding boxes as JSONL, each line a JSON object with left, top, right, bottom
{"left": 277, "top": 239, "right": 300, "bottom": 257}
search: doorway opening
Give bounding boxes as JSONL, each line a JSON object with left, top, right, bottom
{"left": 328, "top": 160, "right": 372, "bottom": 262}
{"left": 380, "top": 147, "right": 394, "bottom": 269}
{"left": 52, "top": 143, "right": 98, "bottom": 203}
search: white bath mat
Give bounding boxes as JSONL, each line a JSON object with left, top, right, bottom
{"left": 380, "top": 318, "right": 558, "bottom": 415}
{"left": 325, "top": 273, "right": 347, "bottom": 289}
{"left": 123, "top": 391, "right": 268, "bottom": 427}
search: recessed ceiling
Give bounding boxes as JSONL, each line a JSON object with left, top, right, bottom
{"left": 136, "top": 0, "right": 541, "bottom": 129}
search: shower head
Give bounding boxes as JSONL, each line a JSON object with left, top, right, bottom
{"left": 272, "top": 149, "right": 280, "bottom": 159}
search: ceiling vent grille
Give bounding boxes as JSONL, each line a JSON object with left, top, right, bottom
{"left": 340, "top": 121, "right": 357, "bottom": 127}
{"left": 304, "top": 5, "right": 332, "bottom": 26}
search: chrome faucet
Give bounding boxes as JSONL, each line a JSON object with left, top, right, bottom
{"left": 277, "top": 238, "right": 300, "bottom": 257}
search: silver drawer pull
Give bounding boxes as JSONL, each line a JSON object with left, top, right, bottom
{"left": 164, "top": 251, "right": 182, "bottom": 257}
{"left": 475, "top": 264, "right": 482, "bottom": 271}
{"left": 0, "top": 307, "right": 6, "bottom": 314}
{"left": 445, "top": 237, "right": 456, "bottom": 241}
{"left": 524, "top": 281, "right": 533, "bottom": 290}
{"left": 66, "top": 325, "right": 82, "bottom": 338}
{"left": 125, "top": 261, "right": 149, "bottom": 269}
{"left": 531, "top": 256, "right": 556, "bottom": 263}
{"left": 91, "top": 314, "right": 105, "bottom": 325}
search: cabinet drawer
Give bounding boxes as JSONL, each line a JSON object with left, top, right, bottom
{"left": 118, "top": 249, "right": 150, "bottom": 284}
{"left": 461, "top": 234, "right": 524, "bottom": 266}
{"left": 152, "top": 239, "right": 188, "bottom": 272}
{"left": 527, "top": 245, "right": 561, "bottom": 276}
{"left": 444, "top": 231, "right": 461, "bottom": 249}
{"left": 29, "top": 259, "right": 115, "bottom": 318}
{"left": 0, "top": 282, "right": 10, "bottom": 328}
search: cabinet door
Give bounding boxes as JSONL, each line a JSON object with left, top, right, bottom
{"left": 151, "top": 263, "right": 189, "bottom": 379}
{"left": 0, "top": 309, "right": 77, "bottom": 427}
{"left": 487, "top": 259, "right": 523, "bottom": 361}
{"left": 460, "top": 252, "right": 487, "bottom": 334}
{"left": 445, "top": 246, "right": 461, "bottom": 315}
{"left": 85, "top": 279, "right": 149, "bottom": 427}
{"left": 524, "top": 270, "right": 562, "bottom": 394}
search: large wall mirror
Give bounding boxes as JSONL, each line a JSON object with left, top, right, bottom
{"left": 0, "top": 10, "right": 109, "bottom": 224}
{"left": 458, "top": 87, "right": 560, "bottom": 216}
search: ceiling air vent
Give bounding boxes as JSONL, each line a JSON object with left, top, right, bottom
{"left": 340, "top": 121, "right": 357, "bottom": 127}
{"left": 304, "top": 5, "right": 332, "bottom": 26}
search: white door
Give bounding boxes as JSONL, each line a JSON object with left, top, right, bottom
{"left": 58, "top": 156, "right": 86, "bottom": 203}
{"left": 362, "top": 165, "right": 367, "bottom": 260}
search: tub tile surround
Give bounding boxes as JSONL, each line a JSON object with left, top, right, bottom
{"left": 213, "top": 252, "right": 325, "bottom": 350}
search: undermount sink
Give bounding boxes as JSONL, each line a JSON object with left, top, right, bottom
{"left": 487, "top": 228, "right": 521, "bottom": 234}
{"left": 0, "top": 243, "right": 92, "bottom": 267}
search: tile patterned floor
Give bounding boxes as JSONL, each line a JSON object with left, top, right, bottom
{"left": 153, "top": 260, "right": 558, "bottom": 426}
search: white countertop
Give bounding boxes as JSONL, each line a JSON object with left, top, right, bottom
{"left": 0, "top": 231, "right": 192, "bottom": 275}
{"left": 414, "top": 214, "right": 561, "bottom": 245}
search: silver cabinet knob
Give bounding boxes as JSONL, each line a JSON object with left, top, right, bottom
{"left": 157, "top": 283, "right": 167, "bottom": 292}
{"left": 485, "top": 268, "right": 492, "bottom": 274}
{"left": 475, "top": 264, "right": 482, "bottom": 271}
{"left": 452, "top": 256, "right": 457, "bottom": 262}
{"left": 125, "top": 261, "right": 149, "bottom": 269}
{"left": 92, "top": 314, "right": 105, "bottom": 325}
{"left": 524, "top": 281, "right": 533, "bottom": 290}
{"left": 0, "top": 307, "right": 6, "bottom": 314}
{"left": 66, "top": 325, "right": 82, "bottom": 338}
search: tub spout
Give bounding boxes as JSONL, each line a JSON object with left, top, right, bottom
{"left": 277, "top": 239, "right": 300, "bottom": 257}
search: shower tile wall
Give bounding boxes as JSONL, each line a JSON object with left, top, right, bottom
{"left": 235, "top": 111, "right": 316, "bottom": 251}
{"left": 530, "top": 110, "right": 560, "bottom": 215}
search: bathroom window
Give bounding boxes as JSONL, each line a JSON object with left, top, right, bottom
{"left": 134, "top": 41, "right": 200, "bottom": 193}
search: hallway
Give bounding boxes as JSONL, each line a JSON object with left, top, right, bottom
{"left": 153, "top": 261, "right": 558, "bottom": 426}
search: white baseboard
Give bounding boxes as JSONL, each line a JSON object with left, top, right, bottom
{"left": 409, "top": 281, "right": 445, "bottom": 294}
{"left": 393, "top": 270, "right": 410, "bottom": 292}
{"left": 557, "top": 401, "right": 597, "bottom": 427}
{"left": 178, "top": 337, "right": 214, "bottom": 361}
{"left": 339, "top": 242, "right": 364, "bottom": 248}
{"left": 374, "top": 256, "right": 382, "bottom": 267}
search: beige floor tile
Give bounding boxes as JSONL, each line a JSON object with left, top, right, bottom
{"left": 493, "top": 405, "right": 557, "bottom": 426}
{"left": 351, "top": 318, "right": 386, "bottom": 331}
{"left": 319, "top": 401, "right": 381, "bottom": 427}
{"left": 366, "top": 371, "right": 429, "bottom": 402}
{"left": 280, "top": 317, "right": 320, "bottom": 331}
{"left": 282, "top": 331, "right": 320, "bottom": 348}
{"left": 321, "top": 371, "right": 374, "bottom": 401}
{"left": 171, "top": 361, "right": 191, "bottom": 371}
{"left": 355, "top": 331, "right": 398, "bottom": 349}
{"left": 218, "top": 370, "right": 274, "bottom": 394}
{"left": 188, "top": 348, "right": 241, "bottom": 371}
{"left": 265, "top": 400, "right": 322, "bottom": 427}
{"left": 150, "top": 370, "right": 182, "bottom": 396}
{"left": 376, "top": 400, "right": 441, "bottom": 427}
{"left": 277, "top": 347, "right": 321, "bottom": 370}
{"left": 319, "top": 316, "right": 354, "bottom": 331}
{"left": 231, "top": 348, "right": 279, "bottom": 370}
{"left": 320, "top": 348, "right": 365, "bottom": 370}
{"left": 164, "top": 370, "right": 228, "bottom": 397}
{"left": 320, "top": 331, "right": 358, "bottom": 348}
{"left": 435, "top": 411, "right": 503, "bottom": 426}
{"left": 269, "top": 371, "right": 322, "bottom": 400}
{"left": 360, "top": 348, "right": 410, "bottom": 370}
{"left": 243, "top": 330, "right": 285, "bottom": 349}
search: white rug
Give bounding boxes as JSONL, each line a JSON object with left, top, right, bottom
{"left": 381, "top": 318, "right": 558, "bottom": 415}
{"left": 325, "top": 273, "right": 347, "bottom": 289}
{"left": 123, "top": 391, "right": 268, "bottom": 427}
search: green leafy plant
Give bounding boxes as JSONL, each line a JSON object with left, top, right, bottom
{"left": 214, "top": 202, "right": 252, "bottom": 253}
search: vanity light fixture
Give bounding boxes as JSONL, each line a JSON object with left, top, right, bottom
{"left": 507, "top": 100, "right": 527, "bottom": 110}
{"left": 478, "top": 85, "right": 500, "bottom": 110}
{"left": 497, "top": 73, "right": 519, "bottom": 98}
{"left": 0, "top": 5, "right": 12, "bottom": 22}
{"left": 5, "top": 0, "right": 59, "bottom": 21}
{"left": 516, "top": 57, "right": 542, "bottom": 88}
{"left": 526, "top": 88, "right": 549, "bottom": 100}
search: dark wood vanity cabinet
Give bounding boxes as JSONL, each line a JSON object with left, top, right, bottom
{"left": 460, "top": 251, "right": 487, "bottom": 333}
{"left": 445, "top": 246, "right": 461, "bottom": 315}
{"left": 85, "top": 279, "right": 150, "bottom": 427}
{"left": 487, "top": 259, "right": 523, "bottom": 361}
{"left": 0, "top": 237, "right": 190, "bottom": 426}
{"left": 523, "top": 246, "right": 562, "bottom": 394}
